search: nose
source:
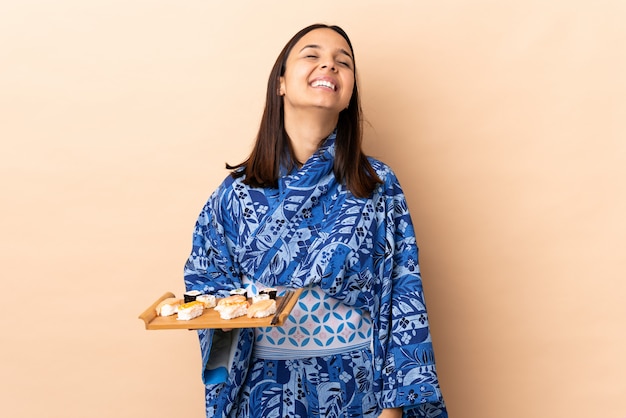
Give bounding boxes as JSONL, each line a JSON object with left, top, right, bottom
{"left": 320, "top": 61, "right": 336, "bottom": 72}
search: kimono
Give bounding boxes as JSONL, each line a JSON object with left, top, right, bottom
{"left": 184, "top": 132, "right": 447, "bottom": 417}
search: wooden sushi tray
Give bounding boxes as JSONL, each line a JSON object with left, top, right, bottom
{"left": 138, "top": 288, "right": 303, "bottom": 330}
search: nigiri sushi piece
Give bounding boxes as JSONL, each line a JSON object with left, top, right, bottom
{"left": 177, "top": 301, "right": 204, "bottom": 320}
{"left": 247, "top": 299, "right": 277, "bottom": 319}
{"left": 155, "top": 298, "right": 182, "bottom": 317}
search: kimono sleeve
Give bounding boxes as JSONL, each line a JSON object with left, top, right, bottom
{"left": 379, "top": 172, "right": 448, "bottom": 417}
{"left": 183, "top": 177, "right": 245, "bottom": 386}
{"left": 183, "top": 177, "right": 241, "bottom": 294}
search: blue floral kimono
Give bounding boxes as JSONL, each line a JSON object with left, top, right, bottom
{"left": 184, "top": 132, "right": 447, "bottom": 417}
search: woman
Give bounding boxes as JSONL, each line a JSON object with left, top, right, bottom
{"left": 184, "top": 24, "right": 447, "bottom": 418}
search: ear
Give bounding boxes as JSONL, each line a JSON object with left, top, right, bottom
{"left": 278, "top": 76, "right": 285, "bottom": 96}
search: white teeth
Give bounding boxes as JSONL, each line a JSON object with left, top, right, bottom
{"left": 311, "top": 80, "right": 336, "bottom": 90}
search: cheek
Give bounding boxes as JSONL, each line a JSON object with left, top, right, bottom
{"left": 343, "top": 78, "right": 355, "bottom": 99}
{"left": 283, "top": 67, "right": 308, "bottom": 91}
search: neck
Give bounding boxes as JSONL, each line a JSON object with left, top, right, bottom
{"left": 284, "top": 108, "right": 338, "bottom": 164}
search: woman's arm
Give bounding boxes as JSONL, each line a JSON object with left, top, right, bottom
{"left": 184, "top": 178, "right": 240, "bottom": 295}
{"left": 379, "top": 407, "right": 402, "bottom": 418}
{"left": 375, "top": 167, "right": 447, "bottom": 415}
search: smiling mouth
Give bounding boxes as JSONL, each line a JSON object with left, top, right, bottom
{"left": 310, "top": 80, "right": 337, "bottom": 91}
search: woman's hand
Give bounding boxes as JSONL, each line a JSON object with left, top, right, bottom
{"left": 378, "top": 407, "right": 402, "bottom": 418}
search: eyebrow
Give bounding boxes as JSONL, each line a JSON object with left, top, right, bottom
{"left": 299, "top": 44, "right": 353, "bottom": 61}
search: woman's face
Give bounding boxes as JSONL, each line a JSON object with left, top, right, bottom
{"left": 279, "top": 28, "right": 355, "bottom": 117}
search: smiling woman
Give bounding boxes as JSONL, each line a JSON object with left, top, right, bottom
{"left": 227, "top": 24, "right": 380, "bottom": 199}
{"left": 184, "top": 23, "right": 448, "bottom": 418}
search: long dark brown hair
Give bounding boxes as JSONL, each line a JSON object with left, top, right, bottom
{"left": 227, "top": 23, "right": 381, "bottom": 198}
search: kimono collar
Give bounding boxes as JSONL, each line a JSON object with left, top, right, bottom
{"left": 282, "top": 130, "right": 336, "bottom": 189}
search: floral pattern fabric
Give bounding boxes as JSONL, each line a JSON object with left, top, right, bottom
{"left": 237, "top": 348, "right": 380, "bottom": 418}
{"left": 184, "top": 132, "right": 447, "bottom": 417}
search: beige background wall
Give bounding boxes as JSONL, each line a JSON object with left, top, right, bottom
{"left": 1, "top": 1, "right": 624, "bottom": 417}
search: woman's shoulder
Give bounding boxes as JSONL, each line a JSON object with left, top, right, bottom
{"left": 202, "top": 172, "right": 243, "bottom": 208}
{"left": 212, "top": 170, "right": 273, "bottom": 203}
{"left": 215, "top": 170, "right": 246, "bottom": 193}
{"left": 367, "top": 157, "right": 399, "bottom": 185}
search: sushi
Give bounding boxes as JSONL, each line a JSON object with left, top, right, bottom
{"left": 247, "top": 299, "right": 277, "bottom": 318}
{"left": 215, "top": 295, "right": 248, "bottom": 320}
{"left": 251, "top": 293, "right": 270, "bottom": 304}
{"left": 177, "top": 301, "right": 204, "bottom": 320}
{"left": 155, "top": 297, "right": 181, "bottom": 317}
{"left": 229, "top": 288, "right": 248, "bottom": 299}
{"left": 195, "top": 294, "right": 217, "bottom": 308}
{"left": 183, "top": 290, "right": 202, "bottom": 303}
{"left": 259, "top": 287, "right": 277, "bottom": 300}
